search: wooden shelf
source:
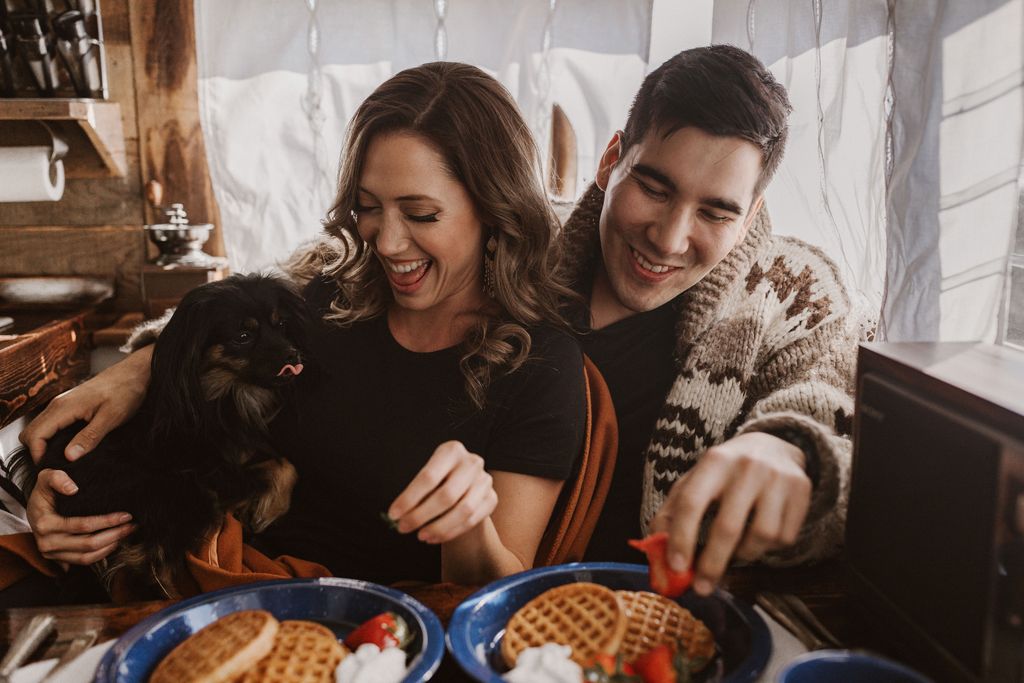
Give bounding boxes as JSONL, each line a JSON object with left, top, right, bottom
{"left": 0, "top": 98, "right": 127, "bottom": 177}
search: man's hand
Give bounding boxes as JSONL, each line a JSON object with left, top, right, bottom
{"left": 19, "top": 346, "right": 152, "bottom": 462}
{"left": 650, "top": 432, "right": 811, "bottom": 595}
{"left": 28, "top": 469, "right": 136, "bottom": 566}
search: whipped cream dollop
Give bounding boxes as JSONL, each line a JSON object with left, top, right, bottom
{"left": 504, "top": 643, "right": 582, "bottom": 683}
{"left": 335, "top": 643, "right": 407, "bottom": 683}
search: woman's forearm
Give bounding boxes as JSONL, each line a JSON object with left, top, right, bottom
{"left": 440, "top": 516, "right": 530, "bottom": 584}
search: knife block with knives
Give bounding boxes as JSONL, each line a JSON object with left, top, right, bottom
{"left": 0, "top": 0, "right": 107, "bottom": 99}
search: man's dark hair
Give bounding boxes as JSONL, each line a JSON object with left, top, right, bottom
{"left": 621, "top": 44, "right": 792, "bottom": 194}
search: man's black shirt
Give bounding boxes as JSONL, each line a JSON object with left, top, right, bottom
{"left": 577, "top": 297, "right": 681, "bottom": 562}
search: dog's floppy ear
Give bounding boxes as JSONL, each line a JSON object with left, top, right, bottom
{"left": 279, "top": 280, "right": 314, "bottom": 345}
{"left": 148, "top": 286, "right": 220, "bottom": 438}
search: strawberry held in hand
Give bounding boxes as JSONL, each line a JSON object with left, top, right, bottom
{"left": 628, "top": 532, "right": 694, "bottom": 598}
{"left": 344, "top": 612, "right": 410, "bottom": 651}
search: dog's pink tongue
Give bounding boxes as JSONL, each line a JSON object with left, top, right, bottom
{"left": 277, "top": 363, "right": 304, "bottom": 377}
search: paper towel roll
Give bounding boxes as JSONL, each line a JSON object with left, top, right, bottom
{"left": 0, "top": 146, "right": 65, "bottom": 202}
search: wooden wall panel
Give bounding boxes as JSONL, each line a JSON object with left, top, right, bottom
{"left": 0, "top": 0, "right": 143, "bottom": 228}
{"left": 0, "top": 0, "right": 224, "bottom": 316}
{"left": 129, "top": 0, "right": 225, "bottom": 257}
{"left": 0, "top": 226, "right": 144, "bottom": 311}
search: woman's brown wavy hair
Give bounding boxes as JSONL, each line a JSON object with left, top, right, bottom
{"left": 306, "top": 61, "right": 574, "bottom": 409}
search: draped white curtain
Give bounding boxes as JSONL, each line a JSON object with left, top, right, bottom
{"left": 193, "top": 0, "right": 651, "bottom": 273}
{"left": 194, "top": 0, "right": 1023, "bottom": 344}
{"left": 712, "top": 0, "right": 1024, "bottom": 342}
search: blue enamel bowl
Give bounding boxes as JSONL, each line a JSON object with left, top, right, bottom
{"left": 93, "top": 577, "right": 445, "bottom": 682}
{"left": 778, "top": 650, "right": 935, "bottom": 683}
{"left": 446, "top": 562, "right": 771, "bottom": 682}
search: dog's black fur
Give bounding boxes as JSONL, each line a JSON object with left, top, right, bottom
{"left": 36, "top": 274, "right": 310, "bottom": 597}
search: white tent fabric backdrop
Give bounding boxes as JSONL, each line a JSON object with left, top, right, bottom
{"left": 194, "top": 0, "right": 1023, "bottom": 343}
{"left": 712, "top": 0, "right": 1023, "bottom": 342}
{"left": 193, "top": 0, "right": 651, "bottom": 274}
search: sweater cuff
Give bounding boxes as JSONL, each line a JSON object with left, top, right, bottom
{"left": 758, "top": 426, "right": 821, "bottom": 488}
{"left": 119, "top": 307, "right": 174, "bottom": 354}
{"left": 736, "top": 412, "right": 840, "bottom": 525}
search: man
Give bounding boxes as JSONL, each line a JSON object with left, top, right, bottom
{"left": 21, "top": 45, "right": 859, "bottom": 594}
{"left": 562, "top": 45, "right": 858, "bottom": 594}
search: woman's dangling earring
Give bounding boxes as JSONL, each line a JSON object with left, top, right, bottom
{"left": 483, "top": 233, "right": 498, "bottom": 298}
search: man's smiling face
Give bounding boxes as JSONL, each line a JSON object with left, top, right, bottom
{"left": 592, "top": 126, "right": 764, "bottom": 325}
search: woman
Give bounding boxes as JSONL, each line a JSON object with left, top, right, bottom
{"left": 22, "top": 63, "right": 586, "bottom": 587}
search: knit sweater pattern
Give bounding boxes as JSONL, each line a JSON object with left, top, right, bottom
{"left": 559, "top": 184, "right": 863, "bottom": 565}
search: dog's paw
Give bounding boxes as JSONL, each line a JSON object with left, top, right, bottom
{"left": 238, "top": 459, "right": 298, "bottom": 532}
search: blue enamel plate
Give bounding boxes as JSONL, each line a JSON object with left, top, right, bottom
{"left": 94, "top": 577, "right": 445, "bottom": 682}
{"left": 446, "top": 562, "right": 771, "bottom": 682}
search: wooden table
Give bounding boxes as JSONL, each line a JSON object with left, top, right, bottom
{"left": 0, "top": 560, "right": 904, "bottom": 682}
{"left": 0, "top": 309, "right": 92, "bottom": 429}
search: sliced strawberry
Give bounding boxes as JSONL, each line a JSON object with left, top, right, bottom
{"left": 584, "top": 652, "right": 640, "bottom": 682}
{"left": 632, "top": 644, "right": 677, "bottom": 683}
{"left": 627, "top": 532, "right": 694, "bottom": 598}
{"left": 343, "top": 611, "right": 409, "bottom": 650}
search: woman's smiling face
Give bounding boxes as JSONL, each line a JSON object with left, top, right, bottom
{"left": 355, "top": 131, "right": 486, "bottom": 316}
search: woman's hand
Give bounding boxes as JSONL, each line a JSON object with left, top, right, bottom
{"left": 388, "top": 441, "right": 564, "bottom": 584}
{"left": 386, "top": 441, "right": 497, "bottom": 544}
{"left": 20, "top": 345, "right": 153, "bottom": 463}
{"left": 28, "top": 469, "right": 136, "bottom": 566}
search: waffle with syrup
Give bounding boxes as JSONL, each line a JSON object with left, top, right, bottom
{"left": 500, "top": 582, "right": 627, "bottom": 667}
{"left": 149, "top": 609, "right": 279, "bottom": 683}
{"left": 235, "top": 620, "right": 349, "bottom": 683}
{"left": 616, "top": 590, "right": 715, "bottom": 668}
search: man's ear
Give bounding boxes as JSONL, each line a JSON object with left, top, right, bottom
{"left": 595, "top": 131, "right": 623, "bottom": 192}
{"left": 737, "top": 194, "right": 764, "bottom": 243}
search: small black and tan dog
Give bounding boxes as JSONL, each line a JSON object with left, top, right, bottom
{"left": 36, "top": 274, "right": 310, "bottom": 597}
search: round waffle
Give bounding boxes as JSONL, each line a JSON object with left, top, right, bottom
{"left": 235, "top": 620, "right": 349, "bottom": 683}
{"left": 150, "top": 609, "right": 279, "bottom": 683}
{"left": 500, "top": 582, "right": 627, "bottom": 667}
{"left": 616, "top": 590, "right": 715, "bottom": 669}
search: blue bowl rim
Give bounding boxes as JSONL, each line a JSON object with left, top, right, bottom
{"left": 445, "top": 561, "right": 772, "bottom": 683}
{"left": 93, "top": 577, "right": 446, "bottom": 683}
{"left": 778, "top": 649, "right": 934, "bottom": 682}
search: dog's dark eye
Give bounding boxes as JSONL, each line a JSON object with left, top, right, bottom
{"left": 234, "top": 331, "right": 253, "bottom": 344}
{"left": 274, "top": 318, "right": 288, "bottom": 329}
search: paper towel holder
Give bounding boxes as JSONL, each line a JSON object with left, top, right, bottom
{"left": 0, "top": 99, "right": 126, "bottom": 177}
{"left": 38, "top": 121, "right": 69, "bottom": 184}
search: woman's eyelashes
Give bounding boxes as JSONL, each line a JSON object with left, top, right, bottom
{"left": 406, "top": 211, "right": 439, "bottom": 223}
{"left": 353, "top": 204, "right": 439, "bottom": 223}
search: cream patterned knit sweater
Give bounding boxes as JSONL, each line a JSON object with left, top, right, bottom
{"left": 560, "top": 185, "right": 863, "bottom": 565}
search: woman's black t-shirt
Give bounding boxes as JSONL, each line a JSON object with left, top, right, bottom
{"left": 255, "top": 278, "right": 587, "bottom": 584}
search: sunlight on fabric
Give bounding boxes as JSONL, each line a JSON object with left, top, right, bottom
{"left": 712, "top": 0, "right": 890, "bottom": 317}
{"left": 937, "top": 0, "right": 1023, "bottom": 341}
{"left": 764, "top": 37, "right": 889, "bottom": 309}
{"left": 713, "top": 0, "right": 1024, "bottom": 343}
{"left": 194, "top": 0, "right": 651, "bottom": 273}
